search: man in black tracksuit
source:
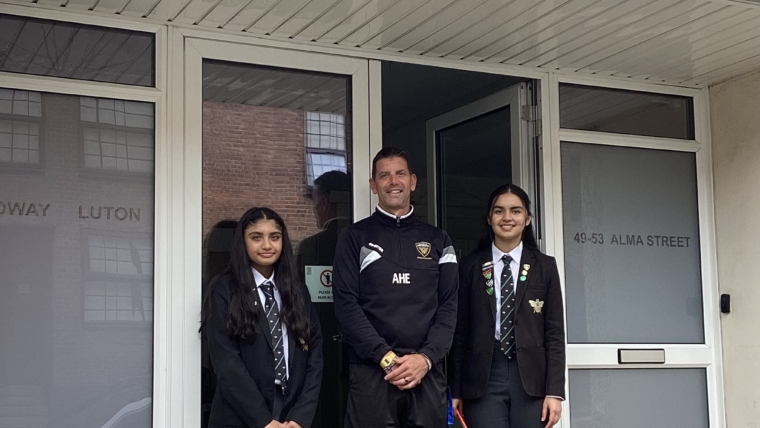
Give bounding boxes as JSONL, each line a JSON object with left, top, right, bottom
{"left": 333, "top": 147, "right": 458, "bottom": 428}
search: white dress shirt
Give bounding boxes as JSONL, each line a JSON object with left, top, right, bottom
{"left": 492, "top": 241, "right": 523, "bottom": 340}
{"left": 252, "top": 268, "right": 290, "bottom": 379}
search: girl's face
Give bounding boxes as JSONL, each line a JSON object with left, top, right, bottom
{"left": 244, "top": 219, "right": 283, "bottom": 274}
{"left": 488, "top": 192, "right": 531, "bottom": 245}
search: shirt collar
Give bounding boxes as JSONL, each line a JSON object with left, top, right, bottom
{"left": 376, "top": 204, "right": 415, "bottom": 220}
{"left": 251, "top": 267, "right": 275, "bottom": 288}
{"left": 492, "top": 241, "right": 523, "bottom": 265}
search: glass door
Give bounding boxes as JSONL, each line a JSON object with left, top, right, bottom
{"left": 426, "top": 83, "right": 531, "bottom": 256}
{"left": 555, "top": 83, "right": 722, "bottom": 428}
{"left": 183, "top": 38, "right": 371, "bottom": 428}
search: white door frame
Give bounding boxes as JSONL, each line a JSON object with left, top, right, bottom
{"left": 424, "top": 83, "right": 529, "bottom": 227}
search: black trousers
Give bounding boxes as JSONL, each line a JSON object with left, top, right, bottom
{"left": 345, "top": 363, "right": 447, "bottom": 428}
{"left": 462, "top": 342, "right": 544, "bottom": 428}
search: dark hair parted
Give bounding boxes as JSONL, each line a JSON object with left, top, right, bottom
{"left": 372, "top": 147, "right": 412, "bottom": 179}
{"left": 200, "top": 207, "right": 311, "bottom": 344}
{"left": 477, "top": 183, "right": 539, "bottom": 252}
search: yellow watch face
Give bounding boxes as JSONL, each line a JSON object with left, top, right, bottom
{"left": 380, "top": 352, "right": 397, "bottom": 368}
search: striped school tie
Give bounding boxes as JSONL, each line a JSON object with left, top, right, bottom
{"left": 499, "top": 254, "right": 516, "bottom": 357}
{"left": 260, "top": 281, "right": 287, "bottom": 385}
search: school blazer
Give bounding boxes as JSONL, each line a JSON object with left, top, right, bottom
{"left": 449, "top": 246, "right": 566, "bottom": 400}
{"left": 206, "top": 274, "right": 324, "bottom": 428}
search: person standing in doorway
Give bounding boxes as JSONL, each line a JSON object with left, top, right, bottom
{"left": 450, "top": 184, "right": 566, "bottom": 428}
{"left": 296, "top": 170, "right": 351, "bottom": 428}
{"left": 201, "top": 207, "right": 323, "bottom": 428}
{"left": 332, "top": 147, "right": 459, "bottom": 428}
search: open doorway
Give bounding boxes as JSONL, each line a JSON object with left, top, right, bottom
{"left": 381, "top": 62, "right": 539, "bottom": 259}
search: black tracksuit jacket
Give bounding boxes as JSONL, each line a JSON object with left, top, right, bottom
{"left": 332, "top": 207, "right": 459, "bottom": 366}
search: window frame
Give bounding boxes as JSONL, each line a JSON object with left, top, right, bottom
{"left": 80, "top": 228, "right": 155, "bottom": 328}
{"left": 0, "top": 89, "right": 46, "bottom": 173}
{"left": 77, "top": 96, "right": 156, "bottom": 180}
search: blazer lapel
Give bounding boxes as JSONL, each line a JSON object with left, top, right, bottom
{"left": 515, "top": 248, "right": 537, "bottom": 311}
{"left": 478, "top": 250, "right": 497, "bottom": 323}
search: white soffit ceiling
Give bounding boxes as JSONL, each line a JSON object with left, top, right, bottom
{"left": 6, "top": 0, "right": 760, "bottom": 88}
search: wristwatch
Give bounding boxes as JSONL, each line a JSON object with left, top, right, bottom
{"left": 380, "top": 351, "right": 398, "bottom": 373}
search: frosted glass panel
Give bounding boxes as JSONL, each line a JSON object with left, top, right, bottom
{"left": 0, "top": 89, "right": 153, "bottom": 427}
{"left": 561, "top": 142, "right": 704, "bottom": 343}
{"left": 569, "top": 369, "right": 708, "bottom": 428}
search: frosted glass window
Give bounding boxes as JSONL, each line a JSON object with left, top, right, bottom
{"left": 0, "top": 89, "right": 42, "bottom": 116}
{"left": 0, "top": 88, "right": 153, "bottom": 427}
{"left": 569, "top": 369, "right": 708, "bottom": 428}
{"left": 87, "top": 235, "right": 153, "bottom": 276}
{"left": 561, "top": 142, "right": 704, "bottom": 344}
{"left": 80, "top": 97, "right": 154, "bottom": 173}
{"left": 0, "top": 119, "right": 40, "bottom": 164}
{"left": 0, "top": 89, "right": 43, "bottom": 167}
{"left": 80, "top": 97, "right": 154, "bottom": 129}
{"left": 84, "top": 281, "right": 153, "bottom": 322}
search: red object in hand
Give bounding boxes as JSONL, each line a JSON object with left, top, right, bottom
{"left": 455, "top": 408, "right": 469, "bottom": 428}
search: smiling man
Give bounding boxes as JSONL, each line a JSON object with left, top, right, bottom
{"left": 332, "top": 147, "right": 459, "bottom": 428}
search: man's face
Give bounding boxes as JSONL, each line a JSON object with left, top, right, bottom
{"left": 369, "top": 156, "right": 417, "bottom": 215}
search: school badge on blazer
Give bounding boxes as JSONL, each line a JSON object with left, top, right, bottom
{"left": 482, "top": 261, "right": 494, "bottom": 295}
{"left": 529, "top": 299, "right": 544, "bottom": 313}
{"left": 415, "top": 242, "right": 432, "bottom": 259}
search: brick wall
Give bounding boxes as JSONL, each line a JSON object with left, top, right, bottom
{"left": 202, "top": 101, "right": 323, "bottom": 247}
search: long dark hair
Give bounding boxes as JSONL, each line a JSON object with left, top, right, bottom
{"left": 477, "top": 183, "right": 539, "bottom": 252}
{"left": 200, "top": 207, "right": 311, "bottom": 344}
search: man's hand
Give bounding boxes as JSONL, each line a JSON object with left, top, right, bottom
{"left": 452, "top": 398, "right": 463, "bottom": 418}
{"left": 541, "top": 397, "right": 562, "bottom": 428}
{"left": 283, "top": 422, "right": 303, "bottom": 428}
{"left": 383, "top": 354, "right": 429, "bottom": 390}
{"left": 264, "top": 420, "right": 285, "bottom": 428}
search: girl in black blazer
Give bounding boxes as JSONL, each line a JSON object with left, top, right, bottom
{"left": 201, "top": 207, "right": 323, "bottom": 428}
{"left": 450, "top": 184, "right": 566, "bottom": 428}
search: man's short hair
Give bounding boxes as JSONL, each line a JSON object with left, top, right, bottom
{"left": 371, "top": 147, "right": 412, "bottom": 179}
{"left": 314, "top": 170, "right": 350, "bottom": 198}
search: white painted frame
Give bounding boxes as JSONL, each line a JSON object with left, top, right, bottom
{"left": 543, "top": 74, "right": 726, "bottom": 428}
{"left": 424, "top": 84, "right": 527, "bottom": 226}
{"left": 180, "top": 34, "right": 372, "bottom": 428}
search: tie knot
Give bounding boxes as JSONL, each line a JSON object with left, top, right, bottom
{"left": 502, "top": 254, "right": 513, "bottom": 265}
{"left": 260, "top": 281, "right": 275, "bottom": 296}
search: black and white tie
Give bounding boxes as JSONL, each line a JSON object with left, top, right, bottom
{"left": 499, "top": 254, "right": 516, "bottom": 357}
{"left": 260, "top": 281, "right": 287, "bottom": 385}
